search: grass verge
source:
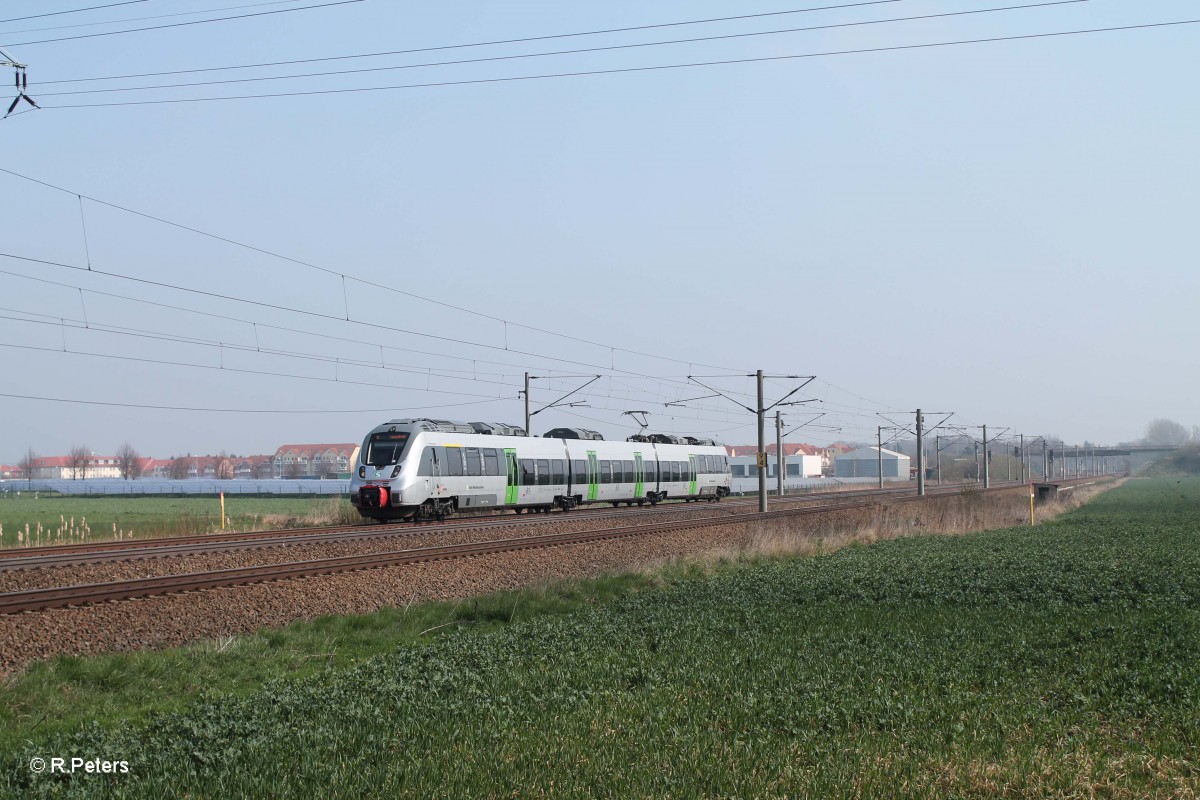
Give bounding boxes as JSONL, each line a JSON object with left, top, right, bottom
{"left": 0, "top": 495, "right": 359, "bottom": 547}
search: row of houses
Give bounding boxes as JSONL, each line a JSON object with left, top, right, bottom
{"left": 4, "top": 439, "right": 908, "bottom": 482}
{"left": 2, "top": 443, "right": 361, "bottom": 480}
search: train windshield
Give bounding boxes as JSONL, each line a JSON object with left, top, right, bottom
{"left": 365, "top": 431, "right": 410, "bottom": 467}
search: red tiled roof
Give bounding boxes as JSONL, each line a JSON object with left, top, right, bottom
{"left": 724, "top": 444, "right": 828, "bottom": 457}
{"left": 274, "top": 444, "right": 357, "bottom": 457}
{"left": 32, "top": 456, "right": 72, "bottom": 467}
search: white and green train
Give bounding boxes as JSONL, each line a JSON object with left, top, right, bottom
{"left": 350, "top": 418, "right": 731, "bottom": 522}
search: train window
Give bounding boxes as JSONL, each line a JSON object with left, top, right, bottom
{"left": 536, "top": 459, "right": 551, "bottom": 486}
{"left": 465, "top": 448, "right": 482, "bottom": 477}
{"left": 644, "top": 461, "right": 656, "bottom": 482}
{"left": 418, "top": 447, "right": 435, "bottom": 476}
{"left": 483, "top": 450, "right": 500, "bottom": 476}
{"left": 572, "top": 460, "right": 587, "bottom": 482}
{"left": 365, "top": 431, "right": 410, "bottom": 467}
{"left": 600, "top": 461, "right": 612, "bottom": 484}
{"left": 674, "top": 462, "right": 684, "bottom": 482}
{"left": 551, "top": 459, "right": 566, "bottom": 484}
{"left": 622, "top": 460, "right": 634, "bottom": 483}
{"left": 444, "top": 448, "right": 464, "bottom": 476}
{"left": 520, "top": 459, "right": 535, "bottom": 485}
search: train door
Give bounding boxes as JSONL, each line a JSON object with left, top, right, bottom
{"left": 688, "top": 455, "right": 698, "bottom": 496}
{"left": 634, "top": 452, "right": 644, "bottom": 498}
{"left": 587, "top": 451, "right": 599, "bottom": 501}
{"left": 504, "top": 449, "right": 519, "bottom": 505}
{"left": 428, "top": 447, "right": 443, "bottom": 495}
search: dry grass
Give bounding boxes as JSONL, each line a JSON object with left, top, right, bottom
{"left": 927, "top": 741, "right": 1198, "bottom": 799}
{"left": 688, "top": 480, "right": 1122, "bottom": 570}
{"left": 244, "top": 497, "right": 361, "bottom": 530}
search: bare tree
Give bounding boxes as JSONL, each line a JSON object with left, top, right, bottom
{"left": 215, "top": 452, "right": 234, "bottom": 480}
{"left": 1144, "top": 419, "right": 1191, "bottom": 446}
{"left": 68, "top": 445, "right": 90, "bottom": 480}
{"left": 18, "top": 448, "right": 37, "bottom": 487}
{"left": 115, "top": 443, "right": 142, "bottom": 480}
{"left": 168, "top": 456, "right": 191, "bottom": 480}
{"left": 284, "top": 460, "right": 303, "bottom": 479}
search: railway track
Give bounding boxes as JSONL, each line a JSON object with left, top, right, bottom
{"left": 0, "top": 484, "right": 945, "bottom": 571}
{"left": 0, "top": 480, "right": 1058, "bottom": 615}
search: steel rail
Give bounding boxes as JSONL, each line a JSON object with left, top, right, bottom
{"left": 0, "top": 480, "right": 1076, "bottom": 615}
{"left": 0, "top": 485, "right": 934, "bottom": 569}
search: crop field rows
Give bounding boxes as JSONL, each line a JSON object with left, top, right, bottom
{"left": 3, "top": 477, "right": 1197, "bottom": 797}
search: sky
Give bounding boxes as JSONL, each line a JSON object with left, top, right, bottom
{"left": 0, "top": 0, "right": 1197, "bottom": 462}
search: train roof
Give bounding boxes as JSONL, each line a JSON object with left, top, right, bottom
{"left": 373, "top": 419, "right": 527, "bottom": 436}
{"left": 370, "top": 419, "right": 720, "bottom": 447}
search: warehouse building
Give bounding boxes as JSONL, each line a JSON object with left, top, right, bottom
{"left": 834, "top": 447, "right": 911, "bottom": 479}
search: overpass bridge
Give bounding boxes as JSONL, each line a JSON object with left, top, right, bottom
{"left": 1050, "top": 445, "right": 1179, "bottom": 477}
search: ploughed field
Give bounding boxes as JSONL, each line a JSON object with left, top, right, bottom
{"left": 4, "top": 478, "right": 1198, "bottom": 798}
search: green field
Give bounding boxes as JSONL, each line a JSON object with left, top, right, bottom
{"left": 3, "top": 478, "right": 1198, "bottom": 798}
{"left": 0, "top": 494, "right": 358, "bottom": 547}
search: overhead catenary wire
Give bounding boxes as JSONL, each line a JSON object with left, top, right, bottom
{"left": 35, "top": 0, "right": 909, "bottom": 85}
{"left": 0, "top": 307, "right": 749, "bottom": 416}
{"left": 0, "top": 391, "right": 504, "bottom": 414}
{"left": 0, "top": 1, "right": 148, "bottom": 26}
{"left": 0, "top": 266, "right": 693, "bottom": 383}
{"left": 0, "top": 15, "right": 1060, "bottom": 443}
{"left": 0, "top": 0, "right": 366, "bottom": 48}
{"left": 0, "top": 2, "right": 312, "bottom": 36}
{"left": 0, "top": 248, "right": 753, "bottom": 396}
{"left": 0, "top": 292, "right": 758, "bottom": 424}
{"left": 0, "top": 167, "right": 744, "bottom": 375}
{"left": 0, "top": 339, "right": 757, "bottom": 429}
{"left": 31, "top": 1, "right": 1090, "bottom": 98}
{"left": 29, "top": 18, "right": 1200, "bottom": 109}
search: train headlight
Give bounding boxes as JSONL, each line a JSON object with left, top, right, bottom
{"left": 391, "top": 465, "right": 402, "bottom": 478}
{"left": 358, "top": 466, "right": 366, "bottom": 478}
